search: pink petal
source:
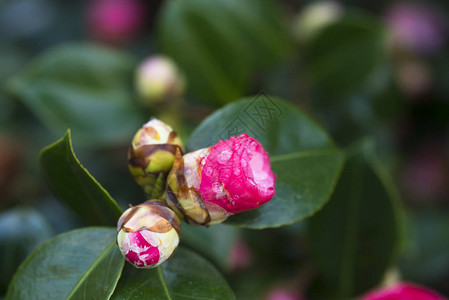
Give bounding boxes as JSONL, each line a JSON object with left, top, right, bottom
{"left": 362, "top": 282, "right": 447, "bottom": 300}
{"left": 125, "top": 231, "right": 160, "bottom": 267}
{"left": 199, "top": 134, "right": 276, "bottom": 214}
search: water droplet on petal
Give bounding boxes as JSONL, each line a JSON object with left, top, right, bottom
{"left": 212, "top": 182, "right": 223, "bottom": 193}
{"left": 205, "top": 167, "right": 213, "bottom": 176}
{"left": 217, "top": 149, "right": 232, "bottom": 164}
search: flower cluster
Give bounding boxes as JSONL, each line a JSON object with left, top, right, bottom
{"left": 118, "top": 119, "right": 276, "bottom": 268}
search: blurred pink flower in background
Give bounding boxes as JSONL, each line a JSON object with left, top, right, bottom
{"left": 395, "top": 59, "right": 432, "bottom": 98}
{"left": 228, "top": 238, "right": 254, "bottom": 272}
{"left": 385, "top": 2, "right": 447, "bottom": 54}
{"left": 86, "top": 0, "right": 146, "bottom": 45}
{"left": 401, "top": 141, "right": 448, "bottom": 203}
{"left": 361, "top": 282, "right": 447, "bottom": 300}
{"left": 265, "top": 287, "right": 305, "bottom": 300}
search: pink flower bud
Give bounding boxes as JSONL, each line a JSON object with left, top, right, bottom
{"left": 200, "top": 134, "right": 275, "bottom": 214}
{"left": 361, "top": 282, "right": 447, "bottom": 300}
{"left": 117, "top": 200, "right": 181, "bottom": 268}
{"left": 166, "top": 134, "right": 276, "bottom": 225}
{"left": 86, "top": 0, "right": 146, "bottom": 45}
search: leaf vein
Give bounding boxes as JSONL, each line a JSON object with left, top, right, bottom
{"left": 157, "top": 267, "right": 172, "bottom": 300}
{"left": 65, "top": 241, "right": 116, "bottom": 300}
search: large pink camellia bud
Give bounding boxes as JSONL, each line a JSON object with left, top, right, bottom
{"left": 166, "top": 134, "right": 276, "bottom": 225}
{"left": 361, "top": 282, "right": 448, "bottom": 300}
{"left": 117, "top": 200, "right": 181, "bottom": 268}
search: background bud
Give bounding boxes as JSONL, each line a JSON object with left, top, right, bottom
{"left": 128, "top": 119, "right": 184, "bottom": 199}
{"left": 361, "top": 282, "right": 447, "bottom": 300}
{"left": 117, "top": 200, "right": 181, "bottom": 268}
{"left": 166, "top": 134, "right": 276, "bottom": 225}
{"left": 293, "top": 1, "right": 342, "bottom": 43}
{"left": 86, "top": 0, "right": 146, "bottom": 46}
{"left": 136, "top": 56, "right": 186, "bottom": 107}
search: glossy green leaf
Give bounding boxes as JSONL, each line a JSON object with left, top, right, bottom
{"left": 6, "top": 227, "right": 125, "bottom": 300}
{"left": 229, "top": 149, "right": 344, "bottom": 228}
{"left": 181, "top": 224, "right": 239, "bottom": 269}
{"left": 111, "top": 247, "right": 236, "bottom": 300}
{"left": 40, "top": 130, "right": 123, "bottom": 226}
{"left": 308, "top": 139, "right": 404, "bottom": 298}
{"left": 187, "top": 96, "right": 344, "bottom": 228}
{"left": 6, "top": 43, "right": 144, "bottom": 147}
{"left": 158, "top": 0, "right": 290, "bottom": 104}
{"left": 0, "top": 208, "right": 53, "bottom": 295}
{"left": 304, "top": 13, "right": 387, "bottom": 98}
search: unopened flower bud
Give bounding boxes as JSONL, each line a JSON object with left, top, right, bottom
{"left": 117, "top": 200, "right": 181, "bottom": 268}
{"left": 293, "top": 1, "right": 342, "bottom": 42}
{"left": 136, "top": 56, "right": 186, "bottom": 106}
{"left": 128, "top": 119, "right": 184, "bottom": 198}
{"left": 361, "top": 282, "right": 447, "bottom": 300}
{"left": 166, "top": 134, "right": 276, "bottom": 225}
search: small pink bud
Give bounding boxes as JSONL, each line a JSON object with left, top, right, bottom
{"left": 361, "top": 282, "right": 447, "bottom": 300}
{"left": 87, "top": 0, "right": 146, "bottom": 45}
{"left": 117, "top": 200, "right": 181, "bottom": 268}
{"left": 166, "top": 134, "right": 276, "bottom": 225}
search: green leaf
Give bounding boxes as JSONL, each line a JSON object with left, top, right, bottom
{"left": 181, "top": 224, "right": 239, "bottom": 270}
{"left": 111, "top": 248, "right": 236, "bottom": 300}
{"left": 0, "top": 208, "right": 53, "bottom": 295}
{"left": 6, "top": 43, "right": 144, "bottom": 147}
{"left": 400, "top": 209, "right": 449, "bottom": 285}
{"left": 229, "top": 149, "right": 344, "bottom": 228}
{"left": 304, "top": 12, "right": 387, "bottom": 98}
{"left": 40, "top": 130, "right": 123, "bottom": 226}
{"left": 308, "top": 139, "right": 404, "bottom": 298}
{"left": 158, "top": 0, "right": 290, "bottom": 104}
{"left": 6, "top": 227, "right": 125, "bottom": 300}
{"left": 187, "top": 96, "right": 344, "bottom": 228}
